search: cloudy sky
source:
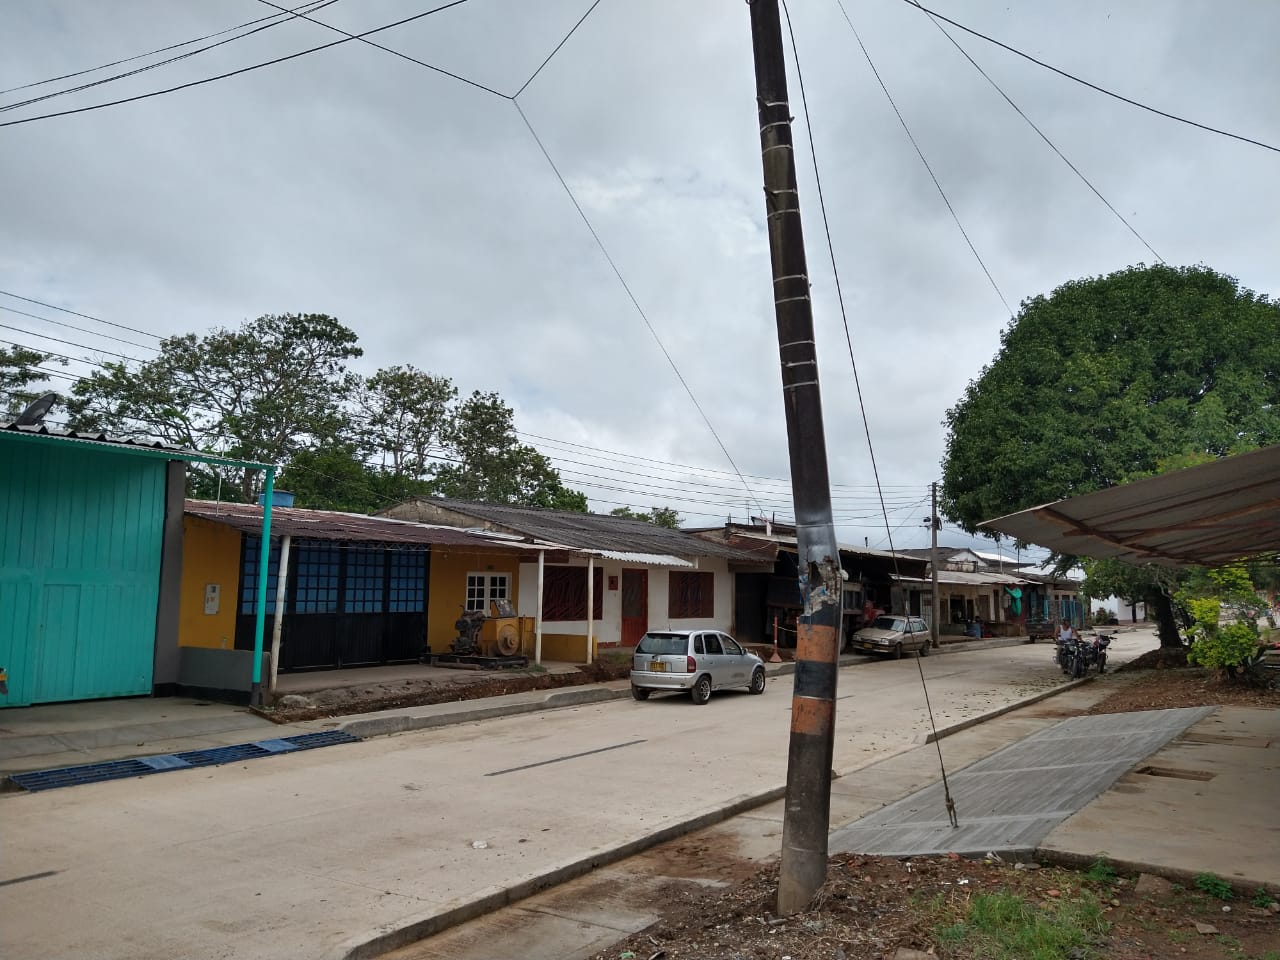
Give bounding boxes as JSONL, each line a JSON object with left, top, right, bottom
{"left": 3, "top": 0, "right": 1277, "bottom": 553}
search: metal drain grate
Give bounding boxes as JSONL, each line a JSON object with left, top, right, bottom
{"left": 8, "top": 730, "right": 361, "bottom": 793}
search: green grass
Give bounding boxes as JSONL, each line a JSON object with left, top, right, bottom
{"left": 1084, "top": 857, "right": 1118, "bottom": 885}
{"left": 1195, "top": 872, "right": 1235, "bottom": 901}
{"left": 1251, "top": 888, "right": 1277, "bottom": 909}
{"left": 931, "top": 890, "right": 1109, "bottom": 960}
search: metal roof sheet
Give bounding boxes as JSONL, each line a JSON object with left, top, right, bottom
{"left": 980, "top": 444, "right": 1280, "bottom": 567}
{"left": 2, "top": 422, "right": 269, "bottom": 468}
{"left": 185, "top": 500, "right": 569, "bottom": 555}
{"left": 383, "top": 498, "right": 767, "bottom": 563}
{"left": 585, "top": 550, "right": 695, "bottom": 568}
{"left": 893, "top": 570, "right": 1030, "bottom": 586}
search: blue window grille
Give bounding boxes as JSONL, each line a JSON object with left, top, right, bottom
{"left": 240, "top": 537, "right": 281, "bottom": 615}
{"left": 344, "top": 547, "right": 386, "bottom": 613}
{"left": 293, "top": 542, "right": 340, "bottom": 614}
{"left": 389, "top": 550, "right": 426, "bottom": 613}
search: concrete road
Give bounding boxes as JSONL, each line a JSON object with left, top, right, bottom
{"left": 0, "top": 629, "right": 1154, "bottom": 960}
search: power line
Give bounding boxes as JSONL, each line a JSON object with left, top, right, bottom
{"left": 0, "top": 304, "right": 159, "bottom": 352}
{"left": 0, "top": 0, "right": 344, "bottom": 114}
{"left": 512, "top": 0, "right": 603, "bottom": 98}
{"left": 0, "top": 289, "right": 163, "bottom": 339}
{"left": 0, "top": 0, "right": 337, "bottom": 96}
{"left": 257, "top": 0, "right": 506, "bottom": 99}
{"left": 834, "top": 0, "right": 1013, "bottom": 317}
{"left": 780, "top": 0, "right": 914, "bottom": 566}
{"left": 513, "top": 100, "right": 766, "bottom": 521}
{"left": 0, "top": 324, "right": 143, "bottom": 363}
{"left": 909, "top": 1, "right": 1165, "bottom": 264}
{"left": 0, "top": 1, "right": 474, "bottom": 129}
{"left": 253, "top": 0, "right": 767, "bottom": 520}
{"left": 897, "top": 0, "right": 1280, "bottom": 156}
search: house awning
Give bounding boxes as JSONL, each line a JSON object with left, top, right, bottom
{"left": 585, "top": 549, "right": 695, "bottom": 568}
{"left": 979, "top": 444, "right": 1280, "bottom": 568}
{"left": 892, "top": 571, "right": 1030, "bottom": 586}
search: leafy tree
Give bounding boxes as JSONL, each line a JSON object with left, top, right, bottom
{"left": 277, "top": 445, "right": 431, "bottom": 514}
{"left": 357, "top": 365, "right": 456, "bottom": 479}
{"left": 1, "top": 345, "right": 65, "bottom": 419}
{"left": 432, "top": 391, "right": 587, "bottom": 510}
{"left": 609, "top": 505, "right": 682, "bottom": 528}
{"left": 942, "top": 265, "right": 1280, "bottom": 646}
{"left": 67, "top": 313, "right": 362, "bottom": 500}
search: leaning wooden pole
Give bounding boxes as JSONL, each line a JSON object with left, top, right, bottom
{"left": 747, "top": 0, "right": 845, "bottom": 915}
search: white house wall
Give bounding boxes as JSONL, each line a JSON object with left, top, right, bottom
{"left": 516, "top": 557, "right": 735, "bottom": 641}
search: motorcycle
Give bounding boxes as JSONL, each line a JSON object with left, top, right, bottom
{"left": 1054, "top": 631, "right": 1113, "bottom": 677}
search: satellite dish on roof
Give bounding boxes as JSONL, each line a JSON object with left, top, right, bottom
{"left": 15, "top": 392, "right": 58, "bottom": 426}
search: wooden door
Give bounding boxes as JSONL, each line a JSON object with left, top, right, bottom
{"left": 621, "top": 569, "right": 648, "bottom": 647}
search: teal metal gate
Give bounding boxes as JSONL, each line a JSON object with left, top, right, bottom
{"left": 1, "top": 439, "right": 166, "bottom": 706}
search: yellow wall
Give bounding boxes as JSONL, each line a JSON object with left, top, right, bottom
{"left": 178, "top": 516, "right": 242, "bottom": 649}
{"left": 427, "top": 550, "right": 521, "bottom": 654}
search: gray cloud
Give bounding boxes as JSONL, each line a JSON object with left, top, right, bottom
{"left": 3, "top": 0, "right": 1277, "bottom": 550}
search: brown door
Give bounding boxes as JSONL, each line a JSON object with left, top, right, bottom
{"left": 621, "top": 569, "right": 648, "bottom": 647}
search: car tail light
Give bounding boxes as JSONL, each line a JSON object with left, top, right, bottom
{"left": 686, "top": 656, "right": 696, "bottom": 673}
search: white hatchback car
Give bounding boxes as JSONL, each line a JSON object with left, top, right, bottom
{"left": 630, "top": 629, "right": 766, "bottom": 704}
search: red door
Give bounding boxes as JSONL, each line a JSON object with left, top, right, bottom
{"left": 621, "top": 569, "right": 648, "bottom": 647}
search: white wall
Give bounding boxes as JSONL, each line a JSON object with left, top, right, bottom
{"left": 516, "top": 557, "right": 735, "bottom": 641}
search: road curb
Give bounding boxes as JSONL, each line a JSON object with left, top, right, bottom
{"left": 1030, "top": 848, "right": 1275, "bottom": 900}
{"left": 923, "top": 675, "right": 1095, "bottom": 743}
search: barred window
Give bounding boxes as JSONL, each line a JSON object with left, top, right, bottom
{"left": 542, "top": 566, "right": 604, "bottom": 620}
{"left": 668, "top": 571, "right": 714, "bottom": 619}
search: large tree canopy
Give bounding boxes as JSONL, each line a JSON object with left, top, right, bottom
{"left": 941, "top": 264, "right": 1280, "bottom": 644}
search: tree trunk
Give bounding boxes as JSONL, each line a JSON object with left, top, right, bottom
{"left": 1147, "top": 589, "right": 1183, "bottom": 647}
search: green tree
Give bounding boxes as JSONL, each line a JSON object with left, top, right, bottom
{"left": 357, "top": 365, "right": 456, "bottom": 479}
{"left": 942, "top": 265, "right": 1280, "bottom": 646}
{"left": 67, "top": 313, "right": 362, "bottom": 500}
{"left": 278, "top": 445, "right": 432, "bottom": 513}
{"left": 432, "top": 391, "right": 587, "bottom": 510}
{"left": 609, "top": 505, "right": 682, "bottom": 528}
{"left": 1, "top": 345, "right": 65, "bottom": 419}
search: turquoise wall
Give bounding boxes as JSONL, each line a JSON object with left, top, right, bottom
{"left": 1, "top": 436, "right": 167, "bottom": 706}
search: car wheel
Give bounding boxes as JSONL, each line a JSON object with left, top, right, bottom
{"left": 749, "top": 667, "right": 766, "bottom": 695}
{"left": 631, "top": 686, "right": 651, "bottom": 701}
{"left": 920, "top": 641, "right": 930, "bottom": 657}
{"left": 690, "top": 674, "right": 712, "bottom": 705}
{"left": 893, "top": 642, "right": 903, "bottom": 660}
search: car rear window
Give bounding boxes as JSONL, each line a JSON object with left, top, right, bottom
{"left": 636, "top": 633, "right": 688, "bottom": 656}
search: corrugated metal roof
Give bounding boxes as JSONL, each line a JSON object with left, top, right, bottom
{"left": 585, "top": 550, "right": 695, "bottom": 568}
{"left": 185, "top": 500, "right": 570, "bottom": 555}
{"left": 1, "top": 422, "right": 270, "bottom": 468}
{"left": 980, "top": 444, "right": 1280, "bottom": 567}
{"left": 893, "top": 570, "right": 1030, "bottom": 586}
{"left": 383, "top": 498, "right": 768, "bottom": 563}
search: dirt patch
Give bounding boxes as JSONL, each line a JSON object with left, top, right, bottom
{"left": 1086, "top": 664, "right": 1280, "bottom": 714}
{"left": 257, "top": 658, "right": 633, "bottom": 724}
{"left": 592, "top": 853, "right": 1280, "bottom": 960}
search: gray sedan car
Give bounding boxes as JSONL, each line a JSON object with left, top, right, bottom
{"left": 848, "top": 614, "right": 932, "bottom": 659}
{"left": 630, "top": 629, "right": 766, "bottom": 704}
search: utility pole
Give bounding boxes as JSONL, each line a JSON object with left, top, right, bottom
{"left": 930, "top": 482, "right": 941, "bottom": 650}
{"left": 747, "top": 0, "right": 844, "bottom": 915}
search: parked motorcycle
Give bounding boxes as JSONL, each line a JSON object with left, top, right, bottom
{"left": 1054, "top": 631, "right": 1113, "bottom": 677}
